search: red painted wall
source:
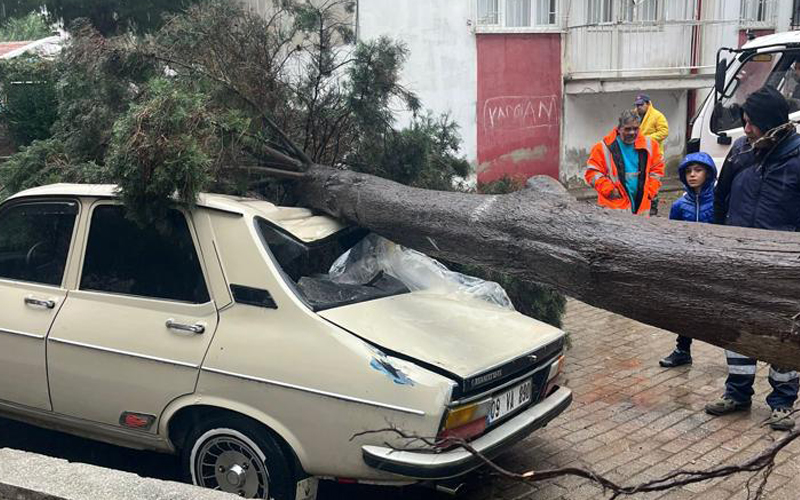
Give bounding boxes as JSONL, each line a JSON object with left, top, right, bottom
{"left": 476, "top": 34, "right": 562, "bottom": 185}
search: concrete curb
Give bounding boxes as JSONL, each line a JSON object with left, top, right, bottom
{"left": 0, "top": 448, "right": 235, "bottom": 500}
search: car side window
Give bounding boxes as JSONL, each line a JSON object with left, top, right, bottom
{"left": 0, "top": 201, "right": 77, "bottom": 286}
{"left": 80, "top": 205, "right": 210, "bottom": 303}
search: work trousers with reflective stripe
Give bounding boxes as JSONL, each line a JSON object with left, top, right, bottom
{"left": 724, "top": 350, "right": 799, "bottom": 409}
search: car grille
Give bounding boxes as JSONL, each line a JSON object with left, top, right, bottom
{"left": 453, "top": 336, "right": 564, "bottom": 400}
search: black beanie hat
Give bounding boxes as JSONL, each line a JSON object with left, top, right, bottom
{"left": 741, "top": 86, "right": 790, "bottom": 132}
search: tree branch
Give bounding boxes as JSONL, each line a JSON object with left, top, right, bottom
{"left": 231, "top": 165, "right": 308, "bottom": 180}
{"left": 351, "top": 426, "right": 800, "bottom": 499}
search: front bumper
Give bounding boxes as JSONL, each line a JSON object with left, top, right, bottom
{"left": 361, "top": 386, "right": 572, "bottom": 480}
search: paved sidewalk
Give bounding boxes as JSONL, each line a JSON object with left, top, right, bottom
{"left": 460, "top": 299, "right": 800, "bottom": 500}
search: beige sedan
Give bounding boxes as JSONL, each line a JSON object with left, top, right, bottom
{"left": 0, "top": 184, "right": 571, "bottom": 499}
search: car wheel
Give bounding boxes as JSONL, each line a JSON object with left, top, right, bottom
{"left": 180, "top": 416, "right": 294, "bottom": 499}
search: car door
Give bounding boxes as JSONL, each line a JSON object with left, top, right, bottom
{"left": 0, "top": 199, "right": 78, "bottom": 410}
{"left": 47, "top": 203, "right": 219, "bottom": 429}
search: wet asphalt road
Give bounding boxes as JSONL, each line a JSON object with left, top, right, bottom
{"left": 0, "top": 415, "right": 449, "bottom": 499}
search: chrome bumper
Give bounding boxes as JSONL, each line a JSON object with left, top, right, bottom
{"left": 362, "top": 386, "right": 572, "bottom": 480}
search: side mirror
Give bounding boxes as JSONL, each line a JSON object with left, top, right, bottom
{"left": 715, "top": 57, "right": 727, "bottom": 95}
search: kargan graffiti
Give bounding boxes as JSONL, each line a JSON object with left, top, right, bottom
{"left": 483, "top": 95, "right": 558, "bottom": 132}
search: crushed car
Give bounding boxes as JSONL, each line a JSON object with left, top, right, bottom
{"left": 0, "top": 184, "right": 571, "bottom": 499}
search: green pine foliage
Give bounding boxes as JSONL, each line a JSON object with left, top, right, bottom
{"left": 0, "top": 55, "right": 57, "bottom": 146}
{"left": 0, "top": 0, "right": 204, "bottom": 35}
{"left": 0, "top": 11, "right": 51, "bottom": 41}
{"left": 106, "top": 78, "right": 215, "bottom": 224}
{"left": 0, "top": 0, "right": 564, "bottom": 327}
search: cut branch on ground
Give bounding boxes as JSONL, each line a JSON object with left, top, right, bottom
{"left": 352, "top": 427, "right": 799, "bottom": 500}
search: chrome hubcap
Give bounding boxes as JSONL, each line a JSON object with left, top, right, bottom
{"left": 195, "top": 436, "right": 268, "bottom": 498}
{"left": 226, "top": 464, "right": 247, "bottom": 487}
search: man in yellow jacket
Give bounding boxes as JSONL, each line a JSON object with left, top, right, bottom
{"left": 635, "top": 94, "right": 669, "bottom": 149}
{"left": 635, "top": 94, "right": 668, "bottom": 215}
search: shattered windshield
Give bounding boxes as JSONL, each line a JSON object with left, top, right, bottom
{"left": 256, "top": 218, "right": 409, "bottom": 310}
{"left": 256, "top": 218, "right": 514, "bottom": 312}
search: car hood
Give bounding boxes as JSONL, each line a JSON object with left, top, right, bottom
{"left": 318, "top": 292, "right": 564, "bottom": 379}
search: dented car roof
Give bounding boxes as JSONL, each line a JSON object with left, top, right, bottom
{"left": 8, "top": 183, "right": 347, "bottom": 243}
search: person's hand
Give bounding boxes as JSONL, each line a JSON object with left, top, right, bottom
{"left": 608, "top": 188, "right": 623, "bottom": 200}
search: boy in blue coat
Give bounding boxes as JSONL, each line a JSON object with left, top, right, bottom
{"left": 659, "top": 152, "right": 717, "bottom": 368}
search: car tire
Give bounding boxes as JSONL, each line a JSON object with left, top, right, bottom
{"left": 180, "top": 415, "right": 295, "bottom": 499}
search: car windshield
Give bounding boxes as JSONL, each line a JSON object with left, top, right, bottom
{"left": 256, "top": 217, "right": 515, "bottom": 312}
{"left": 256, "top": 218, "right": 409, "bottom": 310}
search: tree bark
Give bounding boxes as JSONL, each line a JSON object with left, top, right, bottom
{"left": 298, "top": 165, "right": 800, "bottom": 370}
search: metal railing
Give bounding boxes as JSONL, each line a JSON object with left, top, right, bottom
{"left": 563, "top": 0, "right": 781, "bottom": 78}
{"left": 565, "top": 18, "right": 741, "bottom": 78}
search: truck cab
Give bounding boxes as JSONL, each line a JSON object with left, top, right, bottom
{"left": 689, "top": 30, "right": 800, "bottom": 167}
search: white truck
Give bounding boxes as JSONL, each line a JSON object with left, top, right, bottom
{"left": 689, "top": 30, "right": 800, "bottom": 166}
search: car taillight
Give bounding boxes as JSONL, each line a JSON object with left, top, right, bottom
{"left": 437, "top": 398, "right": 492, "bottom": 446}
{"left": 544, "top": 355, "right": 565, "bottom": 396}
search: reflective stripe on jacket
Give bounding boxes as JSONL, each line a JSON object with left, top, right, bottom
{"left": 585, "top": 128, "right": 665, "bottom": 216}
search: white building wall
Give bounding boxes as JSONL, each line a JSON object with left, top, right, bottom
{"left": 561, "top": 90, "right": 687, "bottom": 187}
{"left": 357, "top": 1, "right": 478, "bottom": 161}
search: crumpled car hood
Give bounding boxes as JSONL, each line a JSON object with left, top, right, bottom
{"left": 318, "top": 291, "right": 564, "bottom": 379}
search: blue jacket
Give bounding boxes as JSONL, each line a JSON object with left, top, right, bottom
{"left": 669, "top": 152, "right": 717, "bottom": 223}
{"left": 727, "top": 132, "right": 800, "bottom": 231}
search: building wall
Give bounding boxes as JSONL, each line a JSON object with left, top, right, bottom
{"left": 357, "top": 1, "right": 478, "bottom": 162}
{"left": 476, "top": 34, "right": 562, "bottom": 183}
{"left": 561, "top": 90, "right": 687, "bottom": 187}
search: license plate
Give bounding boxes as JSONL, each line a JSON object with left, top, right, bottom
{"left": 488, "top": 379, "right": 533, "bottom": 424}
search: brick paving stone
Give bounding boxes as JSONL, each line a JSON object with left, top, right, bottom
{"left": 459, "top": 299, "right": 794, "bottom": 500}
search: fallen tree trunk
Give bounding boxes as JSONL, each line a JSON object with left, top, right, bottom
{"left": 298, "top": 164, "right": 800, "bottom": 370}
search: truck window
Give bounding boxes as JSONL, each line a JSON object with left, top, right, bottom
{"left": 712, "top": 49, "right": 800, "bottom": 133}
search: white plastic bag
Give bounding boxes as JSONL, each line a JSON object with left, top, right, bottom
{"left": 329, "top": 234, "right": 514, "bottom": 310}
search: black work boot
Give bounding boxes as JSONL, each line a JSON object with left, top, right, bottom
{"left": 659, "top": 349, "right": 692, "bottom": 368}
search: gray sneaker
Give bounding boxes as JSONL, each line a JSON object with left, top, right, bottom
{"left": 704, "top": 396, "right": 751, "bottom": 416}
{"left": 767, "top": 408, "right": 795, "bottom": 431}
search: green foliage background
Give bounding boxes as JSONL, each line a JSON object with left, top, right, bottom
{"left": 0, "top": 11, "right": 51, "bottom": 41}
{"left": 0, "top": 55, "right": 57, "bottom": 146}
{"left": 0, "top": 0, "right": 202, "bottom": 35}
{"left": 0, "top": 0, "right": 564, "bottom": 327}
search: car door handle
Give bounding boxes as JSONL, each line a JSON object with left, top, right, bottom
{"left": 165, "top": 319, "right": 205, "bottom": 335}
{"left": 24, "top": 296, "right": 56, "bottom": 309}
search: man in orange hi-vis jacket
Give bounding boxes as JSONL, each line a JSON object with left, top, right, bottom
{"left": 585, "top": 109, "right": 665, "bottom": 216}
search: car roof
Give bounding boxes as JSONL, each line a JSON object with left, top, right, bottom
{"left": 743, "top": 30, "right": 800, "bottom": 50}
{"left": 8, "top": 183, "right": 347, "bottom": 243}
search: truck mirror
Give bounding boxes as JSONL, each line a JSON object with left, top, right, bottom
{"left": 715, "top": 58, "right": 727, "bottom": 95}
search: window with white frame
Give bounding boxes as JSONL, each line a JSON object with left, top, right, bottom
{"left": 475, "top": 0, "right": 559, "bottom": 28}
{"left": 588, "top": 0, "right": 613, "bottom": 24}
{"left": 477, "top": 0, "right": 500, "bottom": 25}
{"left": 506, "top": 0, "right": 532, "bottom": 27}
{"left": 533, "top": 0, "right": 557, "bottom": 25}
{"left": 623, "top": 0, "right": 662, "bottom": 23}
{"left": 740, "top": 0, "right": 775, "bottom": 24}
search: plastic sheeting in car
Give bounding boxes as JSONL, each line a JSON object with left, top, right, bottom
{"left": 328, "top": 234, "right": 514, "bottom": 311}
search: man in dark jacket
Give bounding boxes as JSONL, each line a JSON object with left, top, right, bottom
{"left": 706, "top": 86, "right": 800, "bottom": 431}
{"left": 713, "top": 135, "right": 755, "bottom": 224}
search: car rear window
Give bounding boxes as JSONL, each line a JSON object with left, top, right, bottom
{"left": 80, "top": 205, "right": 210, "bottom": 303}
